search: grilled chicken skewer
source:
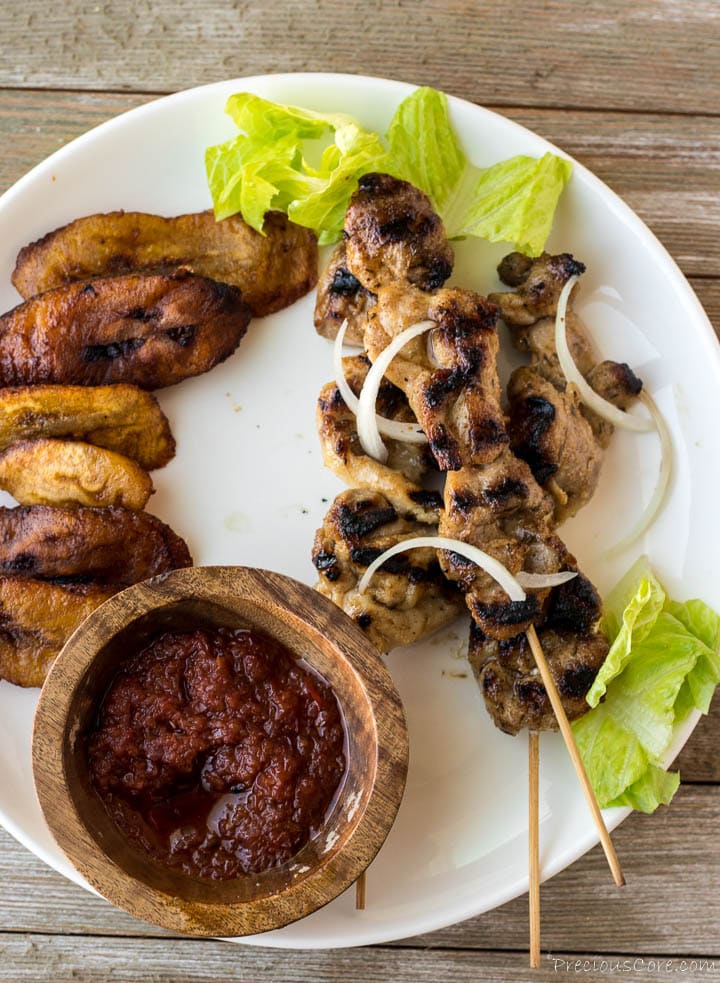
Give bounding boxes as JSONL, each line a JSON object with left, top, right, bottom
{"left": 314, "top": 175, "right": 465, "bottom": 651}
{"left": 315, "top": 173, "right": 615, "bottom": 733}
{"left": 313, "top": 173, "right": 625, "bottom": 916}
{"left": 490, "top": 252, "right": 643, "bottom": 522}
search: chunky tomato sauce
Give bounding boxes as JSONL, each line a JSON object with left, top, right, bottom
{"left": 88, "top": 627, "right": 346, "bottom": 879}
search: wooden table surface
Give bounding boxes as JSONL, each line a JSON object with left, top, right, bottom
{"left": 0, "top": 1, "right": 718, "bottom": 980}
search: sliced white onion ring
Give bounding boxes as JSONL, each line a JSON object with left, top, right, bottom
{"left": 426, "top": 330, "right": 440, "bottom": 367}
{"left": 605, "top": 390, "right": 673, "bottom": 557}
{"left": 333, "top": 319, "right": 427, "bottom": 445}
{"left": 357, "top": 535, "right": 527, "bottom": 602}
{"left": 515, "top": 571, "right": 579, "bottom": 589}
{"left": 357, "top": 320, "right": 436, "bottom": 462}
{"left": 555, "top": 277, "right": 654, "bottom": 433}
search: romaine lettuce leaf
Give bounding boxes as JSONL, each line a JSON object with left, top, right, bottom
{"left": 386, "top": 86, "right": 467, "bottom": 214}
{"left": 447, "top": 153, "right": 573, "bottom": 256}
{"left": 668, "top": 598, "right": 720, "bottom": 718}
{"left": 608, "top": 766, "right": 680, "bottom": 813}
{"left": 205, "top": 93, "right": 391, "bottom": 241}
{"left": 573, "top": 559, "right": 720, "bottom": 813}
{"left": 387, "top": 87, "right": 572, "bottom": 255}
{"left": 205, "top": 86, "right": 572, "bottom": 255}
{"left": 586, "top": 556, "right": 666, "bottom": 707}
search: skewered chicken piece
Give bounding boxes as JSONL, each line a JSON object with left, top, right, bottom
{"left": 314, "top": 243, "right": 375, "bottom": 344}
{"left": 317, "top": 354, "right": 441, "bottom": 524}
{"left": 343, "top": 173, "right": 453, "bottom": 293}
{"left": 507, "top": 367, "right": 603, "bottom": 520}
{"left": 438, "top": 450, "right": 609, "bottom": 733}
{"left": 313, "top": 489, "right": 464, "bottom": 652}
{"left": 490, "top": 252, "right": 642, "bottom": 520}
{"left": 365, "top": 284, "right": 507, "bottom": 470}
{"left": 314, "top": 173, "right": 454, "bottom": 344}
{"left": 440, "top": 450, "right": 553, "bottom": 638}
{"left": 469, "top": 611, "right": 609, "bottom": 735}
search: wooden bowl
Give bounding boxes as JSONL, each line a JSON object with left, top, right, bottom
{"left": 32, "top": 566, "right": 408, "bottom": 937}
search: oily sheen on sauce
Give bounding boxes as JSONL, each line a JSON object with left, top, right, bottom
{"left": 87, "top": 627, "right": 347, "bottom": 880}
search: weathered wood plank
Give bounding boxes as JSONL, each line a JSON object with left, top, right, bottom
{"left": 1, "top": 786, "right": 718, "bottom": 955}
{"left": 0, "top": 933, "right": 715, "bottom": 983}
{"left": 676, "top": 692, "right": 720, "bottom": 782}
{"left": 400, "top": 785, "right": 720, "bottom": 954}
{"left": 0, "top": 1, "right": 719, "bottom": 116}
{"left": 0, "top": 89, "right": 719, "bottom": 282}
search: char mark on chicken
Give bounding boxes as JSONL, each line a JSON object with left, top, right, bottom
{"left": 507, "top": 366, "right": 602, "bottom": 521}
{"left": 317, "top": 354, "right": 441, "bottom": 523}
{"left": 343, "top": 173, "right": 454, "bottom": 294}
{"left": 365, "top": 284, "right": 507, "bottom": 470}
{"left": 313, "top": 489, "right": 463, "bottom": 653}
{"left": 491, "top": 251, "right": 643, "bottom": 520}
{"left": 313, "top": 242, "right": 376, "bottom": 344}
{"left": 469, "top": 619, "right": 609, "bottom": 735}
{"left": 440, "top": 452, "right": 597, "bottom": 640}
{"left": 444, "top": 455, "right": 609, "bottom": 731}
{"left": 492, "top": 251, "right": 586, "bottom": 326}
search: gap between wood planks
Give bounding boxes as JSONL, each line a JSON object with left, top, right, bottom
{"left": 3, "top": 84, "right": 720, "bottom": 122}
{"left": 0, "top": 928, "right": 715, "bottom": 963}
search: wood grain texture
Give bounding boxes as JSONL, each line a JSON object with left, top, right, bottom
{"left": 0, "top": 0, "right": 719, "bottom": 115}
{"left": 0, "top": 89, "right": 718, "bottom": 281}
{"left": 1, "top": 786, "right": 718, "bottom": 956}
{"left": 2, "top": 932, "right": 715, "bottom": 983}
{"left": 676, "top": 694, "right": 720, "bottom": 782}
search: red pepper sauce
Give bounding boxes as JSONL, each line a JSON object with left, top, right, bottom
{"left": 87, "top": 627, "right": 347, "bottom": 880}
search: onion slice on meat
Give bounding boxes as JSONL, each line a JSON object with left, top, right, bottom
{"left": 555, "top": 278, "right": 673, "bottom": 551}
{"left": 605, "top": 389, "right": 673, "bottom": 557}
{"left": 357, "top": 320, "right": 436, "bottom": 462}
{"left": 515, "top": 571, "right": 578, "bottom": 589}
{"left": 555, "top": 277, "right": 654, "bottom": 433}
{"left": 357, "top": 535, "right": 527, "bottom": 602}
{"left": 333, "top": 319, "right": 427, "bottom": 445}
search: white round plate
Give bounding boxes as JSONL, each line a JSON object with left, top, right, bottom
{"left": 0, "top": 74, "right": 718, "bottom": 950}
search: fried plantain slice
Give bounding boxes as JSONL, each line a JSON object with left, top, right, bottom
{"left": 12, "top": 210, "right": 318, "bottom": 318}
{"left": 0, "top": 383, "right": 174, "bottom": 470}
{"left": 0, "top": 439, "right": 153, "bottom": 510}
{"left": 0, "top": 505, "right": 192, "bottom": 585}
{"left": 0, "top": 578, "right": 114, "bottom": 687}
{"left": 0, "top": 271, "right": 251, "bottom": 390}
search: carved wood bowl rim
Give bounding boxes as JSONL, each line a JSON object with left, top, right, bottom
{"left": 31, "top": 565, "right": 409, "bottom": 937}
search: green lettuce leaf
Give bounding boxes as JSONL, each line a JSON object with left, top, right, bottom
{"left": 386, "top": 87, "right": 572, "bottom": 255}
{"left": 573, "top": 559, "right": 720, "bottom": 813}
{"left": 386, "top": 86, "right": 467, "bottom": 214}
{"left": 586, "top": 556, "right": 666, "bottom": 707}
{"left": 205, "top": 93, "right": 391, "bottom": 241}
{"left": 608, "top": 766, "right": 680, "bottom": 813}
{"left": 667, "top": 599, "right": 720, "bottom": 718}
{"left": 447, "top": 153, "right": 573, "bottom": 256}
{"left": 205, "top": 86, "right": 572, "bottom": 255}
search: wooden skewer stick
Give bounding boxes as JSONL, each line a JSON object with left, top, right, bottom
{"left": 525, "top": 625, "right": 625, "bottom": 888}
{"left": 355, "top": 870, "right": 366, "bottom": 910}
{"left": 528, "top": 730, "right": 541, "bottom": 970}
